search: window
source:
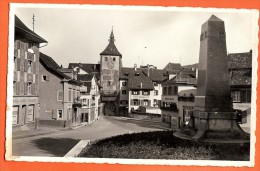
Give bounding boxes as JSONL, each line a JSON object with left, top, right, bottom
{"left": 12, "top": 106, "right": 19, "bottom": 125}
{"left": 27, "top": 60, "right": 32, "bottom": 73}
{"left": 57, "top": 109, "right": 63, "bottom": 119}
{"left": 168, "top": 87, "right": 172, "bottom": 95}
{"left": 27, "top": 105, "right": 34, "bottom": 122}
{"left": 108, "top": 81, "right": 111, "bottom": 86}
{"left": 163, "top": 87, "right": 167, "bottom": 95}
{"left": 132, "top": 90, "right": 139, "bottom": 95}
{"left": 154, "top": 90, "right": 158, "bottom": 96}
{"left": 122, "top": 90, "right": 127, "bottom": 94}
{"left": 143, "top": 90, "right": 150, "bottom": 95}
{"left": 105, "top": 57, "right": 108, "bottom": 61}
{"left": 122, "top": 81, "right": 127, "bottom": 86}
{"left": 174, "top": 86, "right": 178, "bottom": 95}
{"left": 231, "top": 91, "right": 241, "bottom": 102}
{"left": 133, "top": 99, "right": 139, "bottom": 106}
{"left": 184, "top": 110, "right": 193, "bottom": 125}
{"left": 82, "top": 99, "right": 88, "bottom": 106}
{"left": 154, "top": 99, "right": 158, "bottom": 106}
{"left": 13, "top": 81, "right": 16, "bottom": 95}
{"left": 27, "top": 82, "right": 32, "bottom": 95}
{"left": 14, "top": 56, "right": 17, "bottom": 70}
{"left": 121, "top": 100, "right": 128, "bottom": 105}
{"left": 41, "top": 75, "right": 49, "bottom": 82}
{"left": 153, "top": 82, "right": 158, "bottom": 86}
{"left": 57, "top": 90, "right": 63, "bottom": 101}
{"left": 241, "top": 90, "right": 251, "bottom": 103}
{"left": 113, "top": 57, "right": 116, "bottom": 61}
{"left": 143, "top": 100, "right": 149, "bottom": 106}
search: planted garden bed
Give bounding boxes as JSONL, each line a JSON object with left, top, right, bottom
{"left": 78, "top": 131, "right": 249, "bottom": 160}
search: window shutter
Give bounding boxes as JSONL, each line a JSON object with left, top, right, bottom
{"left": 138, "top": 100, "right": 140, "bottom": 106}
{"left": 140, "top": 100, "right": 144, "bottom": 106}
{"left": 52, "top": 110, "right": 57, "bottom": 119}
{"left": 148, "top": 91, "right": 150, "bottom": 95}
{"left": 20, "top": 82, "right": 24, "bottom": 95}
{"left": 31, "top": 83, "right": 36, "bottom": 95}
{"left": 16, "top": 58, "right": 21, "bottom": 71}
{"left": 148, "top": 100, "right": 151, "bottom": 106}
{"left": 24, "top": 59, "right": 28, "bottom": 72}
{"left": 24, "top": 83, "right": 27, "bottom": 95}
{"left": 31, "top": 62, "right": 35, "bottom": 73}
{"left": 16, "top": 82, "right": 20, "bottom": 95}
{"left": 131, "top": 100, "right": 133, "bottom": 105}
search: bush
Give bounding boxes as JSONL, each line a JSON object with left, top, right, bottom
{"left": 78, "top": 131, "right": 249, "bottom": 161}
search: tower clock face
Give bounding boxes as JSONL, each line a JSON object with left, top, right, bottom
{"left": 106, "top": 56, "right": 114, "bottom": 69}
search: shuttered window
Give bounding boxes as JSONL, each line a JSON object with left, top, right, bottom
{"left": 57, "top": 90, "right": 63, "bottom": 101}
{"left": 31, "top": 83, "right": 36, "bottom": 95}
{"left": 16, "top": 58, "right": 21, "bottom": 71}
{"left": 16, "top": 82, "right": 20, "bottom": 95}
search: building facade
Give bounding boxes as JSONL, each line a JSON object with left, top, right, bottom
{"left": 39, "top": 53, "right": 82, "bottom": 127}
{"left": 78, "top": 74, "right": 101, "bottom": 124}
{"left": 13, "top": 16, "right": 47, "bottom": 131}
{"left": 161, "top": 68, "right": 197, "bottom": 128}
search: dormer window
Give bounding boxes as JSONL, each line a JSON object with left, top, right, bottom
{"left": 135, "top": 72, "right": 140, "bottom": 76}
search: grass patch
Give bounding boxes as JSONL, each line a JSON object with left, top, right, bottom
{"left": 78, "top": 131, "right": 249, "bottom": 160}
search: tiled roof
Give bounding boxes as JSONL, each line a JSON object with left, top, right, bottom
{"left": 128, "top": 73, "right": 154, "bottom": 90}
{"left": 141, "top": 68, "right": 168, "bottom": 82}
{"left": 228, "top": 50, "right": 252, "bottom": 69}
{"left": 162, "top": 69, "right": 196, "bottom": 85}
{"left": 121, "top": 68, "right": 154, "bottom": 90}
{"left": 40, "top": 53, "right": 80, "bottom": 85}
{"left": 230, "top": 70, "right": 251, "bottom": 86}
{"left": 15, "top": 15, "right": 47, "bottom": 43}
{"left": 100, "top": 30, "right": 122, "bottom": 57}
{"left": 183, "top": 63, "right": 199, "bottom": 69}
{"left": 68, "top": 63, "right": 100, "bottom": 80}
{"left": 77, "top": 74, "right": 94, "bottom": 82}
{"left": 120, "top": 67, "right": 168, "bottom": 83}
{"left": 164, "top": 62, "right": 182, "bottom": 71}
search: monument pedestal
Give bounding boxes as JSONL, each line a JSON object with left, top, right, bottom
{"left": 190, "top": 111, "right": 250, "bottom": 142}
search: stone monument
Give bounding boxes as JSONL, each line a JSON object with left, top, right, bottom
{"left": 175, "top": 15, "right": 249, "bottom": 142}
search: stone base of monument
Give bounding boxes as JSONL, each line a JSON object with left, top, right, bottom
{"left": 173, "top": 111, "right": 250, "bottom": 144}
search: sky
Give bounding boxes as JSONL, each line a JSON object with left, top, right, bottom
{"left": 14, "top": 4, "right": 258, "bottom": 69}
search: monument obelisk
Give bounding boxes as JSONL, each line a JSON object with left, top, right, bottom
{"left": 184, "top": 15, "right": 249, "bottom": 141}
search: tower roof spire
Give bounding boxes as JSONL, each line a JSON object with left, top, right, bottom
{"left": 109, "top": 26, "right": 114, "bottom": 41}
{"left": 100, "top": 27, "right": 122, "bottom": 57}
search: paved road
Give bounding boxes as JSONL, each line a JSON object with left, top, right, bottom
{"left": 12, "top": 116, "right": 163, "bottom": 157}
